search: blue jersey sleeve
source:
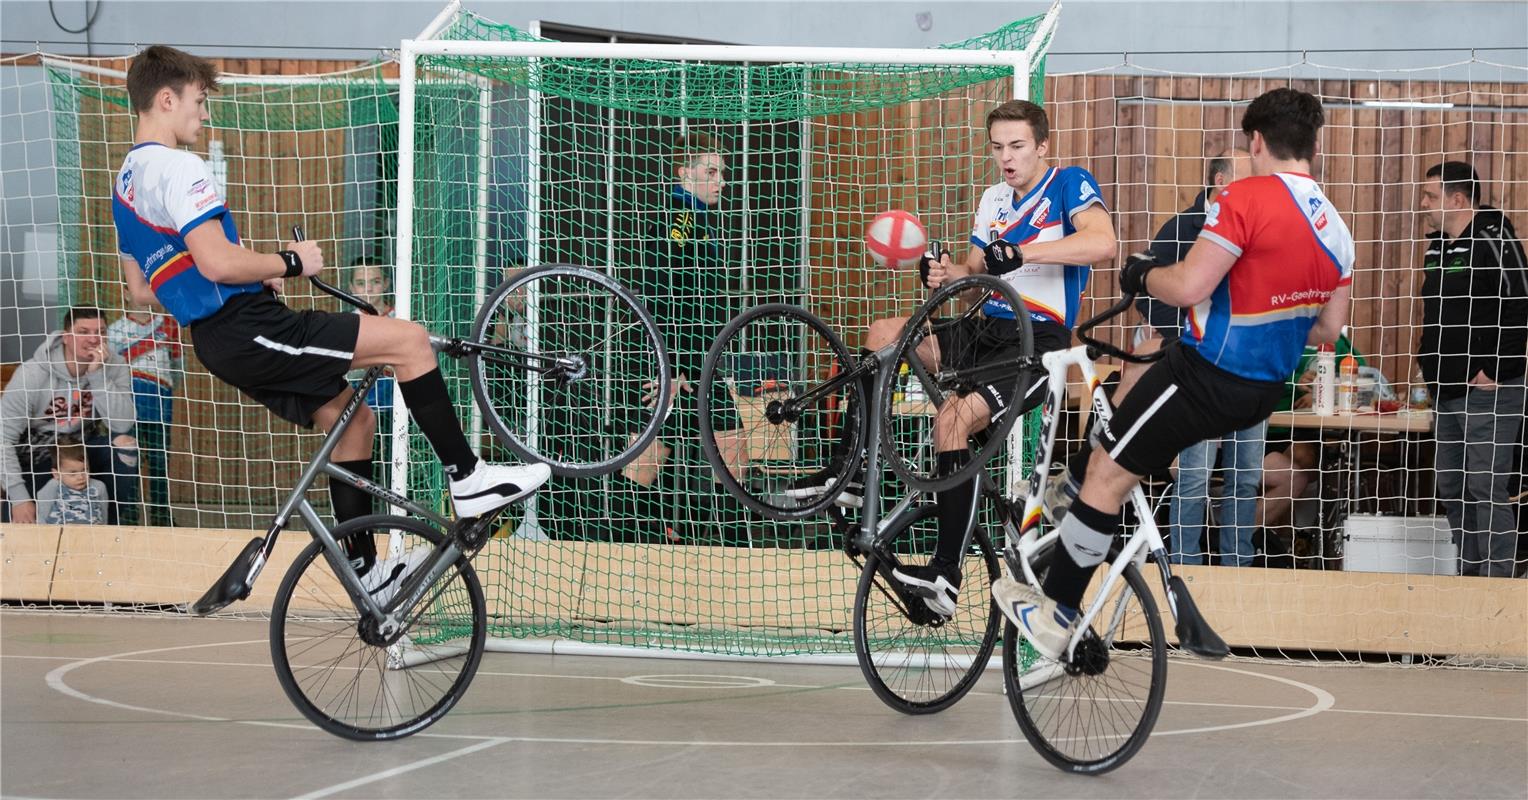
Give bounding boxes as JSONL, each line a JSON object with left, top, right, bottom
{"left": 1057, "top": 166, "right": 1106, "bottom": 220}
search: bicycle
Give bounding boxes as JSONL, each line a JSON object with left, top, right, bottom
{"left": 695, "top": 272, "right": 1039, "bottom": 713}
{"left": 191, "top": 245, "right": 669, "bottom": 740}
{"left": 877, "top": 272, "right": 1228, "bottom": 774}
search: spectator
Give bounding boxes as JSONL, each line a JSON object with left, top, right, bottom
{"left": 107, "top": 304, "right": 181, "bottom": 526}
{"left": 1417, "top": 161, "right": 1528, "bottom": 577}
{"left": 1258, "top": 331, "right": 1368, "bottom": 561}
{"left": 618, "top": 132, "right": 747, "bottom": 542}
{"left": 1, "top": 306, "right": 140, "bottom": 525}
{"left": 345, "top": 257, "right": 397, "bottom": 468}
{"left": 34, "top": 436, "right": 108, "bottom": 525}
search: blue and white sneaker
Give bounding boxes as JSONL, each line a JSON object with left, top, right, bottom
{"left": 992, "top": 577, "right": 1076, "bottom": 660}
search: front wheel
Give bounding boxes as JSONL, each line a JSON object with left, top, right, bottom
{"left": 467, "top": 264, "right": 670, "bottom": 477}
{"left": 1002, "top": 559, "right": 1167, "bottom": 774}
{"left": 853, "top": 505, "right": 1001, "bottom": 714}
{"left": 269, "top": 515, "right": 487, "bottom": 740}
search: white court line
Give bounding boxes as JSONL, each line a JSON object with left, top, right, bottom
{"left": 21, "top": 650, "right": 1525, "bottom": 723}
{"left": 294, "top": 738, "right": 510, "bottom": 800}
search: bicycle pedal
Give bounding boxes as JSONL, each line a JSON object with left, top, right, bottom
{"left": 453, "top": 515, "right": 494, "bottom": 556}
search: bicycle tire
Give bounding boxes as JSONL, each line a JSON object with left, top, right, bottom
{"left": 853, "top": 505, "right": 1001, "bottom": 714}
{"left": 878, "top": 274, "right": 1034, "bottom": 494}
{"left": 467, "top": 264, "right": 670, "bottom": 477}
{"left": 1002, "top": 559, "right": 1167, "bottom": 774}
{"left": 698, "top": 303, "right": 865, "bottom": 520}
{"left": 269, "top": 515, "right": 487, "bottom": 741}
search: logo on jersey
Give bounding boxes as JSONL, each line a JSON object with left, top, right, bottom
{"left": 1205, "top": 200, "right": 1222, "bottom": 228}
{"left": 1079, "top": 181, "right": 1097, "bottom": 203}
{"left": 1028, "top": 198, "right": 1052, "bottom": 229}
{"left": 1314, "top": 212, "right": 1329, "bottom": 231}
{"left": 1307, "top": 196, "right": 1322, "bottom": 215}
{"left": 120, "top": 169, "right": 134, "bottom": 203}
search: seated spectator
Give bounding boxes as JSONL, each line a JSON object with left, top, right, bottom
{"left": 1259, "top": 331, "right": 1370, "bottom": 556}
{"left": 1, "top": 306, "right": 140, "bottom": 525}
{"left": 35, "top": 437, "right": 108, "bottom": 525}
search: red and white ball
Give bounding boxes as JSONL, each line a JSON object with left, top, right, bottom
{"left": 864, "top": 210, "right": 928, "bottom": 269}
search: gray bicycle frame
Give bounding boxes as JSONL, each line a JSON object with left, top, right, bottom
{"left": 238, "top": 354, "right": 463, "bottom": 630}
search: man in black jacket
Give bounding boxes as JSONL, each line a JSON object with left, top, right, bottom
{"left": 1418, "top": 161, "right": 1528, "bottom": 577}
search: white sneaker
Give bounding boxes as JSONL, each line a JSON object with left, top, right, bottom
{"left": 782, "top": 474, "right": 864, "bottom": 509}
{"left": 992, "top": 577, "right": 1075, "bottom": 661}
{"left": 361, "top": 545, "right": 431, "bottom": 608}
{"left": 449, "top": 462, "right": 552, "bottom": 518}
{"left": 891, "top": 563, "right": 961, "bottom": 617}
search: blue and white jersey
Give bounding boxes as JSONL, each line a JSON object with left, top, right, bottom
{"left": 113, "top": 143, "right": 262, "bottom": 325}
{"left": 969, "top": 165, "right": 1106, "bottom": 327}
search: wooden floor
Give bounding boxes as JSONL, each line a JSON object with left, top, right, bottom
{"left": 3, "top": 611, "right": 1526, "bottom": 799}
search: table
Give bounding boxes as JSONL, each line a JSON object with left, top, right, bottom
{"left": 1267, "top": 408, "right": 1434, "bottom": 434}
{"left": 1267, "top": 408, "right": 1435, "bottom": 569}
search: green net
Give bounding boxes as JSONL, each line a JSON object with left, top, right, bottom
{"left": 405, "top": 12, "right": 1053, "bottom": 656}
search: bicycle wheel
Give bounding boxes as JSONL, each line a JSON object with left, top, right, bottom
{"left": 1002, "top": 558, "right": 1167, "bottom": 774}
{"left": 270, "top": 515, "right": 487, "bottom": 741}
{"left": 853, "top": 505, "right": 1001, "bottom": 714}
{"left": 698, "top": 303, "right": 865, "bottom": 519}
{"left": 879, "top": 274, "right": 1034, "bottom": 494}
{"left": 468, "top": 264, "right": 669, "bottom": 477}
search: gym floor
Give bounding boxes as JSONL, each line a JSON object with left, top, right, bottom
{"left": 2, "top": 611, "right": 1525, "bottom": 799}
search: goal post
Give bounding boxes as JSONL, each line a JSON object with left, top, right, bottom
{"left": 392, "top": 7, "right": 1060, "bottom": 657}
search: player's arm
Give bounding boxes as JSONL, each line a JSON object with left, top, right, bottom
{"left": 119, "top": 255, "right": 163, "bottom": 309}
{"left": 1143, "top": 237, "right": 1238, "bottom": 307}
{"left": 1018, "top": 205, "right": 1117, "bottom": 266}
{"left": 185, "top": 222, "right": 321, "bottom": 284}
{"left": 1306, "top": 282, "right": 1351, "bottom": 345}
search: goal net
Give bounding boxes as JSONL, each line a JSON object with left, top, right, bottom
{"left": 396, "top": 7, "right": 1057, "bottom": 656}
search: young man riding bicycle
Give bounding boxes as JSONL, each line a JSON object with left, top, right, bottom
{"left": 995, "top": 87, "right": 1355, "bottom": 659}
{"left": 111, "top": 46, "right": 550, "bottom": 596}
{"left": 796, "top": 99, "right": 1118, "bottom": 616}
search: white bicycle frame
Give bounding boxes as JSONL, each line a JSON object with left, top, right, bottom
{"left": 1006, "top": 345, "right": 1177, "bottom": 661}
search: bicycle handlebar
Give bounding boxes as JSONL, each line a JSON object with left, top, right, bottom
{"left": 291, "top": 225, "right": 379, "bottom": 316}
{"left": 1075, "top": 291, "right": 1164, "bottom": 365}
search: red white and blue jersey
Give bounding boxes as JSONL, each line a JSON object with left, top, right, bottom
{"left": 113, "top": 143, "right": 262, "bottom": 325}
{"left": 969, "top": 165, "right": 1105, "bottom": 327}
{"left": 1187, "top": 173, "right": 1355, "bottom": 382}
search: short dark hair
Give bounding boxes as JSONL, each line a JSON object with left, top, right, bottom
{"left": 986, "top": 100, "right": 1050, "bottom": 143}
{"left": 672, "top": 132, "right": 720, "bottom": 173}
{"left": 1240, "top": 87, "right": 1324, "bottom": 162}
{"left": 1206, "top": 155, "right": 1233, "bottom": 192}
{"left": 1425, "top": 161, "right": 1481, "bottom": 207}
{"left": 54, "top": 436, "right": 86, "bottom": 468}
{"left": 61, "top": 306, "right": 104, "bottom": 330}
{"left": 126, "top": 45, "right": 220, "bottom": 113}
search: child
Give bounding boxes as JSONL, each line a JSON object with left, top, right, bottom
{"left": 107, "top": 305, "right": 181, "bottom": 526}
{"left": 36, "top": 438, "right": 109, "bottom": 525}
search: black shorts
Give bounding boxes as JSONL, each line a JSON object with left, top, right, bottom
{"left": 190, "top": 292, "right": 362, "bottom": 428}
{"left": 935, "top": 316, "right": 1070, "bottom": 423}
{"left": 1097, "top": 341, "right": 1284, "bottom": 476}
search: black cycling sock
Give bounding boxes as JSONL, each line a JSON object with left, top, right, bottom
{"left": 399, "top": 369, "right": 479, "bottom": 479}
{"left": 1066, "top": 440, "right": 1092, "bottom": 487}
{"left": 333, "top": 458, "right": 377, "bottom": 574}
{"left": 932, "top": 450, "right": 975, "bottom": 581}
{"left": 1042, "top": 498, "right": 1120, "bottom": 610}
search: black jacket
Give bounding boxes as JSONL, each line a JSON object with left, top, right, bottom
{"left": 638, "top": 186, "right": 734, "bottom": 379}
{"left": 1134, "top": 191, "right": 1208, "bottom": 339}
{"left": 1418, "top": 207, "right": 1528, "bottom": 401}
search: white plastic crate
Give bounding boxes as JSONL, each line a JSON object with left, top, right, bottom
{"left": 1343, "top": 514, "right": 1458, "bottom": 576}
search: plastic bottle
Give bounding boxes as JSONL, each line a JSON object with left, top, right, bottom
{"left": 1409, "top": 370, "right": 1430, "bottom": 410}
{"left": 893, "top": 363, "right": 907, "bottom": 404}
{"left": 904, "top": 364, "right": 927, "bottom": 405}
{"left": 1313, "top": 344, "right": 1336, "bottom": 416}
{"left": 1336, "top": 354, "right": 1359, "bottom": 413}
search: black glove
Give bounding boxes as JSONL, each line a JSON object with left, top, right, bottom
{"left": 1119, "top": 251, "right": 1163, "bottom": 296}
{"left": 917, "top": 253, "right": 937, "bottom": 288}
{"left": 983, "top": 240, "right": 1024, "bottom": 276}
